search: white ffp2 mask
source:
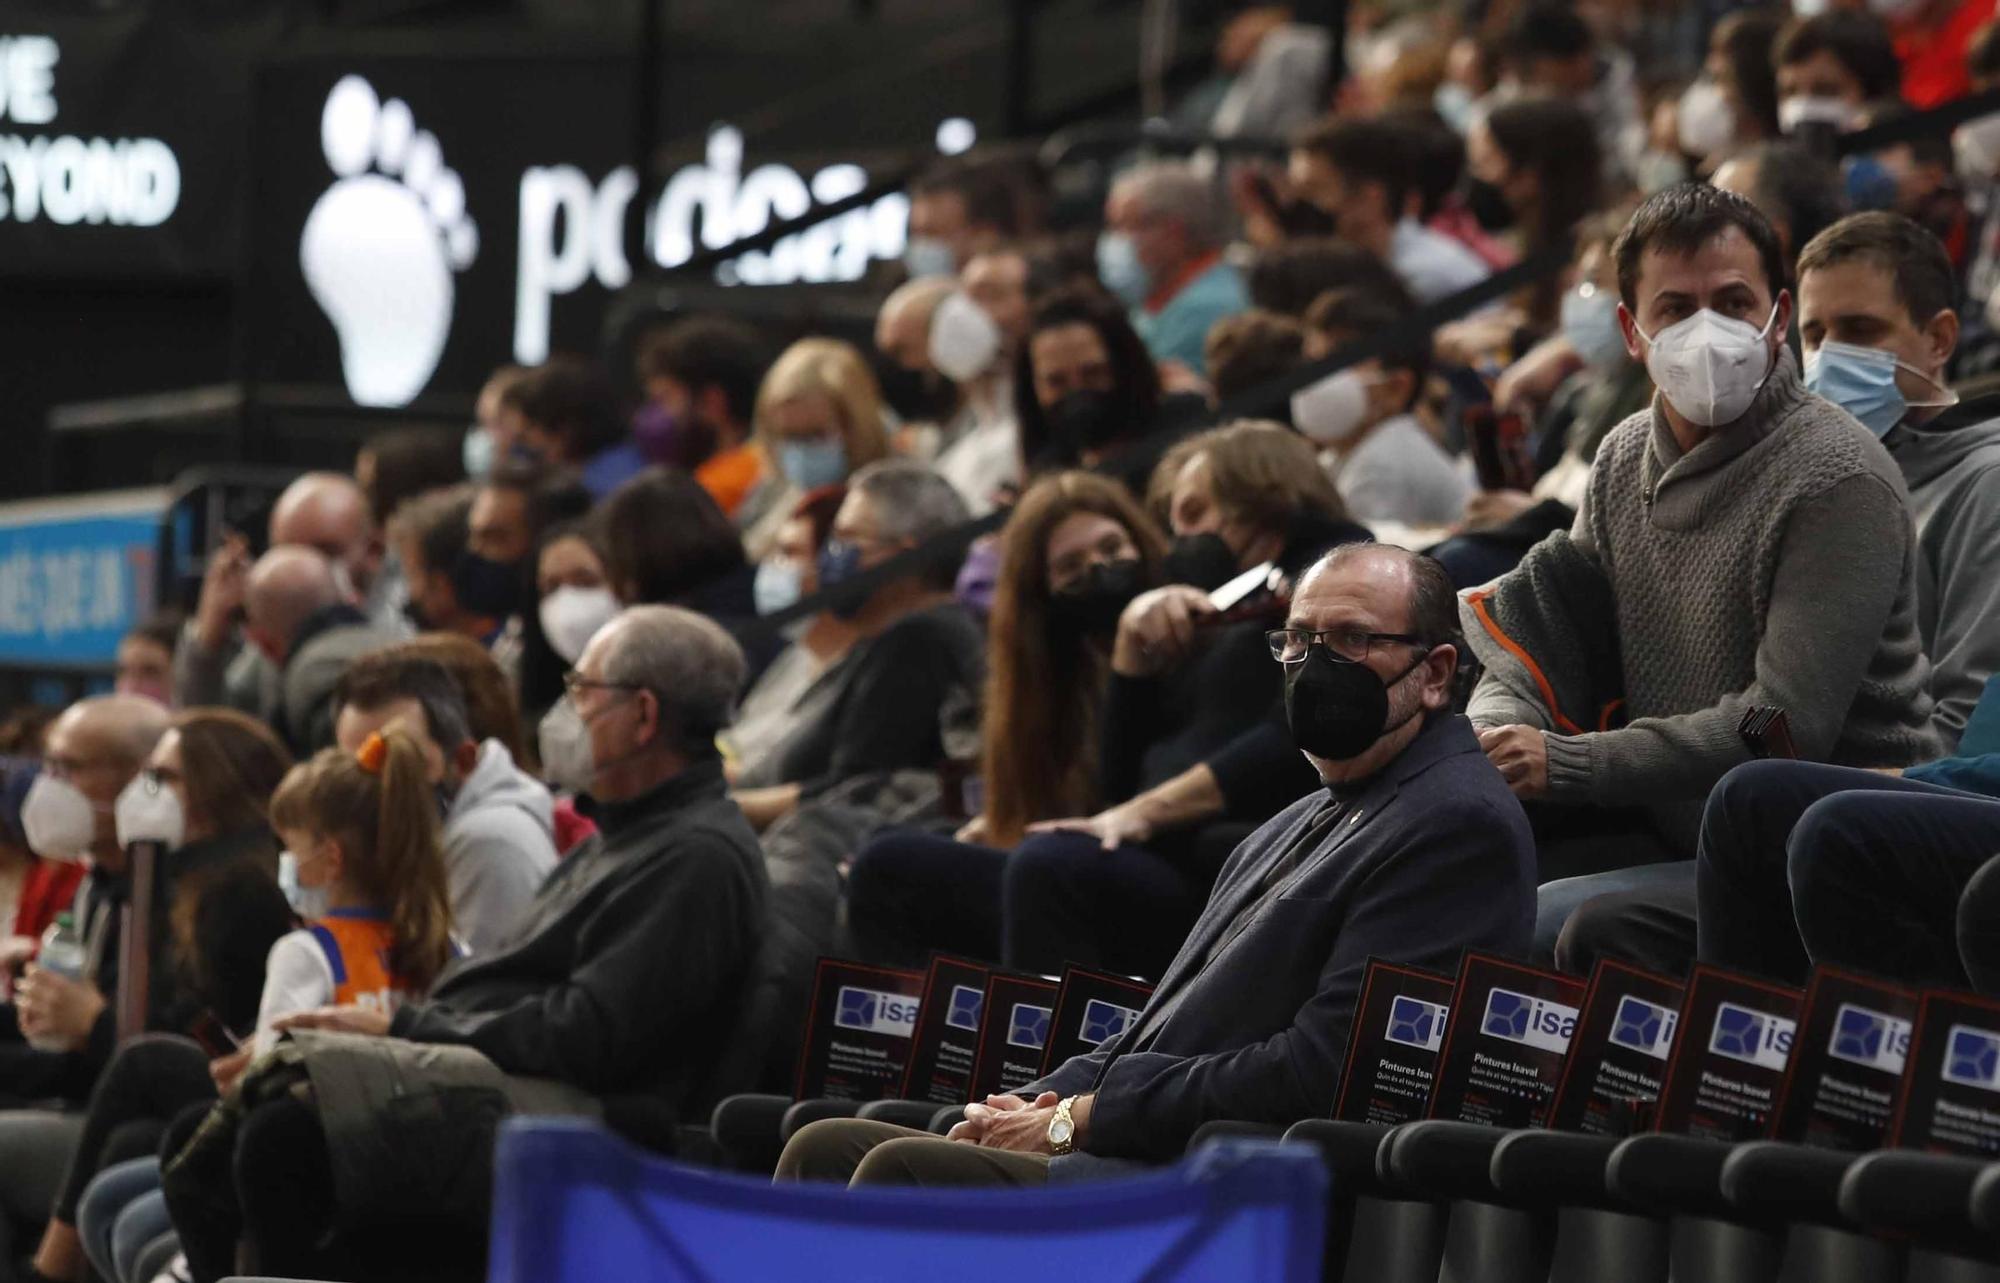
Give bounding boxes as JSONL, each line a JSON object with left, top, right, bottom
{"left": 22, "top": 774, "right": 102, "bottom": 864}
{"left": 1635, "top": 304, "right": 1780, "bottom": 428}
{"left": 538, "top": 586, "right": 620, "bottom": 666}
{"left": 1290, "top": 369, "right": 1375, "bottom": 444}
{"left": 113, "top": 772, "right": 185, "bottom": 850}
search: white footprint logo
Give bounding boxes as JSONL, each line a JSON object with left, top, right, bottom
{"left": 301, "top": 75, "right": 478, "bottom": 408}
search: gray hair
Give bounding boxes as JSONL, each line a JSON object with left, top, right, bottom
{"left": 1116, "top": 162, "right": 1227, "bottom": 250}
{"left": 599, "top": 605, "right": 747, "bottom": 753}
{"left": 848, "top": 459, "right": 971, "bottom": 545}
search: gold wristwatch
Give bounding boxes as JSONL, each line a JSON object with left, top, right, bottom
{"left": 1047, "top": 1095, "right": 1079, "bottom": 1156}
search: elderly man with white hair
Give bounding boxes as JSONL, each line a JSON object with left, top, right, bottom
{"left": 164, "top": 604, "right": 768, "bottom": 1283}
{"left": 1099, "top": 161, "right": 1248, "bottom": 375}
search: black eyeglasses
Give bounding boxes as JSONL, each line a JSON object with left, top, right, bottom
{"left": 1266, "top": 627, "right": 1426, "bottom": 665}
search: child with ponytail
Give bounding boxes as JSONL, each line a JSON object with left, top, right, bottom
{"left": 255, "top": 729, "right": 457, "bottom": 1039}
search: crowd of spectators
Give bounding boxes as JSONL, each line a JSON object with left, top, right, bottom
{"left": 3, "top": 0, "right": 2000, "bottom": 1274}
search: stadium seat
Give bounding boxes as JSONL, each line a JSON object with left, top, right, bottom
{"left": 1488, "top": 1130, "right": 1666, "bottom": 1283}
{"left": 1380, "top": 1121, "right": 1552, "bottom": 1283}
{"left": 486, "top": 1117, "right": 1329, "bottom": 1283}
{"left": 1284, "top": 1119, "right": 1447, "bottom": 1283}
{"left": 1838, "top": 1151, "right": 2000, "bottom": 1280}
{"left": 1607, "top": 1134, "right": 1782, "bottom": 1283}
{"left": 855, "top": 1099, "right": 949, "bottom": 1131}
{"left": 1719, "top": 1143, "right": 1900, "bottom": 1283}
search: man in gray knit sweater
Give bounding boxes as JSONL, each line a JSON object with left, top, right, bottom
{"left": 1461, "top": 185, "right": 1940, "bottom": 961}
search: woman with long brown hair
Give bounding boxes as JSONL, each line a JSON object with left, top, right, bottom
{"left": 27, "top": 709, "right": 297, "bottom": 1283}
{"left": 845, "top": 472, "right": 1167, "bottom": 964}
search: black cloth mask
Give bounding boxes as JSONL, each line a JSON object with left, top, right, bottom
{"left": 1048, "top": 558, "right": 1146, "bottom": 636}
{"left": 1284, "top": 644, "right": 1430, "bottom": 762}
{"left": 1043, "top": 389, "right": 1125, "bottom": 461}
{"left": 1464, "top": 177, "right": 1517, "bottom": 233}
{"left": 453, "top": 551, "right": 526, "bottom": 620}
{"left": 1162, "top": 532, "right": 1241, "bottom": 592}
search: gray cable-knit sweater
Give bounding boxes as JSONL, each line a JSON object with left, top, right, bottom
{"left": 1467, "top": 347, "right": 1940, "bottom": 849}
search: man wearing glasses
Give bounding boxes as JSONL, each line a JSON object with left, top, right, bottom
{"left": 176, "top": 605, "right": 769, "bottom": 1282}
{"left": 777, "top": 543, "right": 1534, "bottom": 1186}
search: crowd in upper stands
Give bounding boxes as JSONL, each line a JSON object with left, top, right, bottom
{"left": 3, "top": 0, "right": 2000, "bottom": 1275}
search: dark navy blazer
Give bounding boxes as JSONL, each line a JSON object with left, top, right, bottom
{"left": 1030, "top": 713, "right": 1536, "bottom": 1164}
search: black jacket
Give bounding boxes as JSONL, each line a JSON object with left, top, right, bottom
{"left": 1098, "top": 514, "right": 1371, "bottom": 825}
{"left": 0, "top": 826, "right": 290, "bottom": 1104}
{"left": 1029, "top": 715, "right": 1535, "bottom": 1162}
{"left": 390, "top": 759, "right": 767, "bottom": 1106}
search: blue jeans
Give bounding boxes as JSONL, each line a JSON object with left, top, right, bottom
{"left": 1537, "top": 861, "right": 1694, "bottom": 973}
{"left": 79, "top": 1157, "right": 171, "bottom": 1283}
{"left": 1700, "top": 760, "right": 2000, "bottom": 988}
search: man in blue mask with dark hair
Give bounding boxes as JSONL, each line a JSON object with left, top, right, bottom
{"left": 1798, "top": 210, "right": 2000, "bottom": 747}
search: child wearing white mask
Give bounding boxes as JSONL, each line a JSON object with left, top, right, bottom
{"left": 1291, "top": 285, "right": 1469, "bottom": 530}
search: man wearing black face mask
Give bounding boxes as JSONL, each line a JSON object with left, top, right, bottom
{"left": 777, "top": 544, "right": 1533, "bottom": 1185}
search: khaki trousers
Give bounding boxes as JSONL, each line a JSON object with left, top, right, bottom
{"left": 775, "top": 1118, "right": 1052, "bottom": 1188}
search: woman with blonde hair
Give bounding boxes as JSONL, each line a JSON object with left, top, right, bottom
{"left": 739, "top": 337, "right": 891, "bottom": 558}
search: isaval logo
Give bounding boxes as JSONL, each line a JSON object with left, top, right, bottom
{"left": 1943, "top": 1024, "right": 2000, "bottom": 1091}
{"left": 832, "top": 986, "right": 918, "bottom": 1039}
{"left": 1385, "top": 996, "right": 1448, "bottom": 1053}
{"left": 1827, "top": 1003, "right": 1912, "bottom": 1075}
{"left": 1608, "top": 995, "right": 1678, "bottom": 1061}
{"left": 1481, "top": 987, "right": 1579, "bottom": 1054}
{"left": 1708, "top": 1002, "right": 1796, "bottom": 1071}
{"left": 945, "top": 984, "right": 984, "bottom": 1033}
{"left": 1007, "top": 1002, "right": 1053, "bottom": 1050}
{"left": 1079, "top": 998, "right": 1143, "bottom": 1047}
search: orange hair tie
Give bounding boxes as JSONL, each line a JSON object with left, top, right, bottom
{"left": 355, "top": 733, "right": 389, "bottom": 775}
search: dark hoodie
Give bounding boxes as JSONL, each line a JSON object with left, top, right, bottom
{"left": 1886, "top": 395, "right": 2000, "bottom": 749}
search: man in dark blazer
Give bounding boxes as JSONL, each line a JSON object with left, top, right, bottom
{"left": 777, "top": 543, "right": 1536, "bottom": 1185}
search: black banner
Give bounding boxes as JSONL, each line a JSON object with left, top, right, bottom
{"left": 900, "top": 955, "right": 991, "bottom": 1107}
{"left": 1653, "top": 965, "right": 1800, "bottom": 1142}
{"left": 1549, "top": 959, "right": 1684, "bottom": 1138}
{"left": 1040, "top": 967, "right": 1153, "bottom": 1076}
{"left": 1333, "top": 958, "right": 1455, "bottom": 1126}
{"left": 793, "top": 959, "right": 924, "bottom": 1102}
{"left": 1772, "top": 968, "right": 1916, "bottom": 1151}
{"left": 1428, "top": 953, "right": 1584, "bottom": 1129}
{"left": 0, "top": 16, "right": 249, "bottom": 280}
{"left": 967, "top": 973, "right": 1059, "bottom": 1103}
{"left": 1890, "top": 989, "right": 2000, "bottom": 1156}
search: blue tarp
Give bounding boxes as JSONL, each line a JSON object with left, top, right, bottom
{"left": 487, "top": 1119, "right": 1327, "bottom": 1283}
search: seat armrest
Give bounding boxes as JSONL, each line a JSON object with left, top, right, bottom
{"left": 1606, "top": 1134, "right": 1741, "bottom": 1219}
{"left": 1490, "top": 1130, "right": 1624, "bottom": 1209}
{"left": 1284, "top": 1120, "right": 1402, "bottom": 1198}
{"left": 856, "top": 1099, "right": 950, "bottom": 1131}
{"left": 708, "top": 1093, "right": 795, "bottom": 1173}
{"left": 1381, "top": 1120, "right": 1512, "bottom": 1203}
{"left": 1838, "top": 1149, "right": 1990, "bottom": 1245}
{"left": 779, "top": 1098, "right": 862, "bottom": 1144}
{"left": 1186, "top": 1120, "right": 1287, "bottom": 1152}
{"left": 1718, "top": 1141, "right": 1859, "bottom": 1227}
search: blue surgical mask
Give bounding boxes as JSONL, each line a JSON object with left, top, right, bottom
{"left": 816, "top": 540, "right": 870, "bottom": 619}
{"left": 1560, "top": 284, "right": 1628, "bottom": 370}
{"left": 1096, "top": 231, "right": 1150, "bottom": 308}
{"left": 463, "top": 426, "right": 495, "bottom": 481}
{"left": 903, "top": 235, "right": 957, "bottom": 280}
{"left": 776, "top": 438, "right": 849, "bottom": 490}
{"left": 1803, "top": 339, "right": 1953, "bottom": 437}
{"left": 754, "top": 558, "right": 803, "bottom": 617}
{"left": 1433, "top": 82, "right": 1475, "bottom": 134}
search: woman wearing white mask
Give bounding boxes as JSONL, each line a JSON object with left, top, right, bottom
{"left": 9, "top": 708, "right": 296, "bottom": 1283}
{"left": 1676, "top": 11, "right": 1785, "bottom": 166}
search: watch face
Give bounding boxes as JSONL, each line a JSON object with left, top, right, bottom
{"left": 1049, "top": 1118, "right": 1073, "bottom": 1144}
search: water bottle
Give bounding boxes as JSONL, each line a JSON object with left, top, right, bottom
{"left": 26, "top": 912, "right": 86, "bottom": 1053}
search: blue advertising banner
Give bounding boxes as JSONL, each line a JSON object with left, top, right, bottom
{"left": 0, "top": 489, "right": 167, "bottom": 668}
